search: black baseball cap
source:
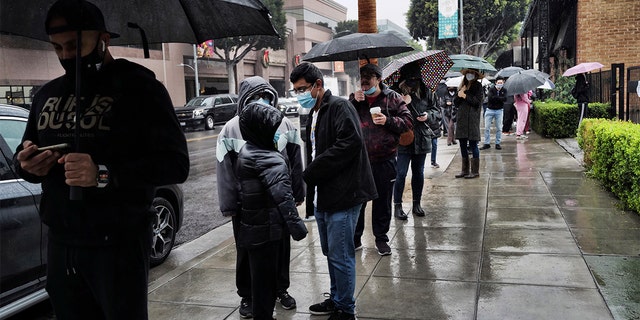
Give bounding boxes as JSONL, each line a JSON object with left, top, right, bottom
{"left": 45, "top": 0, "right": 120, "bottom": 38}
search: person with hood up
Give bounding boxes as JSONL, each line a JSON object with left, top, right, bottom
{"left": 349, "top": 63, "right": 413, "bottom": 254}
{"left": 217, "top": 76, "right": 305, "bottom": 318}
{"left": 454, "top": 68, "right": 483, "bottom": 179}
{"left": 234, "top": 102, "right": 308, "bottom": 320}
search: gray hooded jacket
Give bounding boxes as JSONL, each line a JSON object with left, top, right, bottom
{"left": 216, "top": 76, "right": 304, "bottom": 217}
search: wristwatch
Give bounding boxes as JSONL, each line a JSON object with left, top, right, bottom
{"left": 96, "top": 165, "right": 109, "bottom": 188}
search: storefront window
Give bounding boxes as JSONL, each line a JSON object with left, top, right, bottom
{"left": 0, "top": 85, "right": 37, "bottom": 108}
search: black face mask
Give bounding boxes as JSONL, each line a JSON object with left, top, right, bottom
{"left": 60, "top": 38, "right": 105, "bottom": 78}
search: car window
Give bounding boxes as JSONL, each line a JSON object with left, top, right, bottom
{"left": 214, "top": 97, "right": 222, "bottom": 105}
{"left": 0, "top": 118, "right": 27, "bottom": 155}
{"left": 221, "top": 97, "right": 232, "bottom": 104}
{"left": 186, "top": 97, "right": 207, "bottom": 107}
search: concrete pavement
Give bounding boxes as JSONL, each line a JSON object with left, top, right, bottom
{"left": 148, "top": 132, "right": 640, "bottom": 320}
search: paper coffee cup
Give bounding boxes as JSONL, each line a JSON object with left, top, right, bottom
{"left": 370, "top": 107, "right": 381, "bottom": 114}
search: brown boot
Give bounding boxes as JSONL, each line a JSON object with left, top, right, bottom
{"left": 465, "top": 158, "right": 480, "bottom": 179}
{"left": 455, "top": 157, "right": 469, "bottom": 178}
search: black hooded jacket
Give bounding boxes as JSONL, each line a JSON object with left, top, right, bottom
{"left": 235, "top": 103, "right": 306, "bottom": 247}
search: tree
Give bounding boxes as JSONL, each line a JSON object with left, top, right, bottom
{"left": 211, "top": 0, "right": 287, "bottom": 94}
{"left": 407, "top": 0, "right": 530, "bottom": 58}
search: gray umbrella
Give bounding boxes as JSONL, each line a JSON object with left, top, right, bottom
{"left": 495, "top": 66, "right": 524, "bottom": 78}
{"left": 449, "top": 54, "right": 497, "bottom": 73}
{"left": 302, "top": 32, "right": 414, "bottom": 62}
{"left": 503, "top": 71, "right": 546, "bottom": 95}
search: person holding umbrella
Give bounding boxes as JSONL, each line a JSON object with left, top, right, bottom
{"left": 572, "top": 73, "right": 590, "bottom": 125}
{"left": 454, "top": 68, "right": 484, "bottom": 179}
{"left": 350, "top": 63, "right": 413, "bottom": 254}
{"left": 14, "top": 1, "right": 190, "bottom": 318}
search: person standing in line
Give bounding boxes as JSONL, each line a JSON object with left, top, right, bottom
{"left": 349, "top": 63, "right": 413, "bottom": 253}
{"left": 234, "top": 102, "right": 308, "bottom": 320}
{"left": 290, "top": 62, "right": 376, "bottom": 320}
{"left": 481, "top": 77, "right": 507, "bottom": 150}
{"left": 14, "top": 1, "right": 190, "bottom": 318}
{"left": 435, "top": 80, "right": 449, "bottom": 137}
{"left": 454, "top": 68, "right": 483, "bottom": 179}
{"left": 502, "top": 81, "right": 516, "bottom": 135}
{"left": 217, "top": 76, "right": 305, "bottom": 318}
{"left": 513, "top": 92, "right": 532, "bottom": 140}
{"left": 573, "top": 73, "right": 590, "bottom": 126}
{"left": 393, "top": 76, "right": 439, "bottom": 219}
{"left": 440, "top": 86, "right": 458, "bottom": 146}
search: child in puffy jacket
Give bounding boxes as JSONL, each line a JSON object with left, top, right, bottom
{"left": 235, "top": 102, "right": 307, "bottom": 320}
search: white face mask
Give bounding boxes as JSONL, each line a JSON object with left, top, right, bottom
{"left": 466, "top": 73, "right": 476, "bottom": 81}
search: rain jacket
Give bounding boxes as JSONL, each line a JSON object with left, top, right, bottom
{"left": 303, "top": 90, "right": 377, "bottom": 213}
{"left": 217, "top": 76, "right": 304, "bottom": 217}
{"left": 16, "top": 59, "right": 190, "bottom": 246}
{"left": 234, "top": 103, "right": 307, "bottom": 248}
{"left": 487, "top": 85, "right": 507, "bottom": 110}
{"left": 454, "top": 80, "right": 483, "bottom": 141}
{"left": 349, "top": 84, "right": 413, "bottom": 163}
{"left": 398, "top": 91, "right": 439, "bottom": 155}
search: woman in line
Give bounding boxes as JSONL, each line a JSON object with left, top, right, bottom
{"left": 454, "top": 68, "right": 483, "bottom": 179}
{"left": 514, "top": 91, "right": 532, "bottom": 140}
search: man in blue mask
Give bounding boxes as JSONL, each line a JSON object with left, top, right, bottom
{"left": 349, "top": 63, "right": 413, "bottom": 255}
{"left": 290, "top": 62, "right": 376, "bottom": 320}
{"left": 217, "top": 76, "right": 305, "bottom": 318}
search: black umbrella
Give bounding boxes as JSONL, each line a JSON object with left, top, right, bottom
{"left": 1, "top": 0, "right": 278, "bottom": 199}
{"left": 503, "top": 71, "right": 546, "bottom": 95}
{"left": 495, "top": 66, "right": 524, "bottom": 79}
{"left": 0, "top": 0, "right": 279, "bottom": 50}
{"left": 302, "top": 33, "right": 414, "bottom": 62}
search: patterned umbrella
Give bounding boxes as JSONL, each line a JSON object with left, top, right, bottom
{"left": 382, "top": 50, "right": 454, "bottom": 91}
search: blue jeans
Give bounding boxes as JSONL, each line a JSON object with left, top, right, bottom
{"left": 459, "top": 139, "right": 479, "bottom": 158}
{"left": 394, "top": 152, "right": 426, "bottom": 203}
{"left": 314, "top": 203, "right": 362, "bottom": 315}
{"left": 430, "top": 137, "right": 438, "bottom": 164}
{"left": 484, "top": 108, "right": 503, "bottom": 145}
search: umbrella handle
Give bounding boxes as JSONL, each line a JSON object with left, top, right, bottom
{"left": 128, "top": 23, "right": 149, "bottom": 59}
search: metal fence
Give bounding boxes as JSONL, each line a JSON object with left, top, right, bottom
{"left": 587, "top": 65, "right": 640, "bottom": 124}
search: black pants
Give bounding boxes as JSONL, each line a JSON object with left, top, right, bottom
{"left": 247, "top": 240, "right": 281, "bottom": 320}
{"left": 354, "top": 158, "right": 396, "bottom": 243}
{"left": 46, "top": 223, "right": 152, "bottom": 320}
{"left": 502, "top": 103, "right": 515, "bottom": 133}
{"left": 232, "top": 216, "right": 291, "bottom": 299}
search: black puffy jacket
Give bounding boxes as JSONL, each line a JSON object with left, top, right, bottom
{"left": 235, "top": 103, "right": 306, "bottom": 248}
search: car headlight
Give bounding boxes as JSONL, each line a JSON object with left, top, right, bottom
{"left": 193, "top": 109, "right": 204, "bottom": 117}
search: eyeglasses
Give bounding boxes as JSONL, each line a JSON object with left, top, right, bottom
{"left": 293, "top": 83, "right": 316, "bottom": 95}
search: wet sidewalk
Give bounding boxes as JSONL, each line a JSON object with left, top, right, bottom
{"left": 148, "top": 132, "right": 640, "bottom": 320}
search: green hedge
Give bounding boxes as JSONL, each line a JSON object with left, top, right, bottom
{"left": 577, "top": 119, "right": 640, "bottom": 213}
{"left": 531, "top": 101, "right": 612, "bottom": 138}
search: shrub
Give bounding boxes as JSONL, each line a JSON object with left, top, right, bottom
{"left": 531, "top": 100, "right": 613, "bottom": 138}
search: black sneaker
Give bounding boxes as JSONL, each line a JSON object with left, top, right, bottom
{"left": 480, "top": 144, "right": 491, "bottom": 150}
{"left": 375, "top": 241, "right": 391, "bottom": 256}
{"left": 328, "top": 309, "right": 357, "bottom": 320}
{"left": 495, "top": 144, "right": 502, "bottom": 150}
{"left": 277, "top": 291, "right": 296, "bottom": 310}
{"left": 239, "top": 297, "right": 253, "bottom": 318}
{"left": 309, "top": 297, "right": 336, "bottom": 315}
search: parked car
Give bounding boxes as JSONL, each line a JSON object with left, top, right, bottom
{"left": 0, "top": 104, "right": 183, "bottom": 319}
{"left": 278, "top": 98, "right": 300, "bottom": 117}
{"left": 174, "top": 94, "right": 238, "bottom": 130}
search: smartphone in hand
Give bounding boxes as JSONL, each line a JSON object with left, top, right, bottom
{"left": 37, "top": 143, "right": 70, "bottom": 152}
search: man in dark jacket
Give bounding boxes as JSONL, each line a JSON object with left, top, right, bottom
{"left": 481, "top": 77, "right": 507, "bottom": 150}
{"left": 235, "top": 102, "right": 307, "bottom": 320}
{"left": 290, "top": 62, "right": 376, "bottom": 320}
{"left": 14, "top": 1, "right": 189, "bottom": 318}
{"left": 217, "top": 76, "right": 304, "bottom": 318}
{"left": 349, "top": 64, "right": 413, "bottom": 254}
{"left": 573, "top": 73, "right": 590, "bottom": 125}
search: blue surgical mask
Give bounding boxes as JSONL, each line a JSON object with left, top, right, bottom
{"left": 256, "top": 98, "right": 271, "bottom": 106}
{"left": 466, "top": 73, "right": 476, "bottom": 81}
{"left": 364, "top": 86, "right": 377, "bottom": 95}
{"left": 297, "top": 84, "right": 317, "bottom": 109}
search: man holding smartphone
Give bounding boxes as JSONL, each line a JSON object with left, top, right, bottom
{"left": 14, "top": 1, "right": 189, "bottom": 318}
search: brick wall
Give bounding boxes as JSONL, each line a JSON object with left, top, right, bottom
{"left": 577, "top": 0, "right": 640, "bottom": 69}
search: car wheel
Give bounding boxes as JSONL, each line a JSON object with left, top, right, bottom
{"left": 150, "top": 197, "right": 177, "bottom": 267}
{"left": 205, "top": 115, "right": 215, "bottom": 130}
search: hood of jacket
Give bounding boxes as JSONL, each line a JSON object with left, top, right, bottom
{"left": 239, "top": 102, "right": 283, "bottom": 150}
{"left": 237, "top": 76, "right": 279, "bottom": 114}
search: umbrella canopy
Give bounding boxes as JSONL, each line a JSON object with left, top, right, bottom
{"left": 302, "top": 32, "right": 414, "bottom": 62}
{"left": 445, "top": 76, "right": 490, "bottom": 88}
{"left": 444, "top": 71, "right": 462, "bottom": 79}
{"left": 381, "top": 50, "right": 454, "bottom": 91}
{"left": 0, "top": 0, "right": 279, "bottom": 46}
{"left": 538, "top": 79, "right": 555, "bottom": 90}
{"left": 562, "top": 62, "right": 604, "bottom": 77}
{"left": 503, "top": 71, "right": 546, "bottom": 95}
{"left": 449, "top": 54, "right": 497, "bottom": 73}
{"left": 495, "top": 66, "right": 524, "bottom": 79}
